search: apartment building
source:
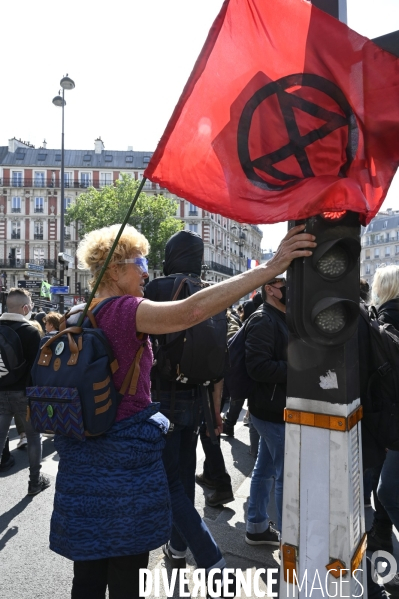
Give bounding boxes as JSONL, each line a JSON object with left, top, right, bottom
{"left": 0, "top": 137, "right": 262, "bottom": 294}
{"left": 361, "top": 208, "right": 399, "bottom": 285}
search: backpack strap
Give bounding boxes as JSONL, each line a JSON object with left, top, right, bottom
{"left": 119, "top": 333, "right": 147, "bottom": 396}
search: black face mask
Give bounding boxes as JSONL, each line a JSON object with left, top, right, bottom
{"left": 277, "top": 285, "right": 286, "bottom": 305}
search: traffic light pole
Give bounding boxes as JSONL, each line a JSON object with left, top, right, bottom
{"left": 281, "top": 212, "right": 365, "bottom": 598}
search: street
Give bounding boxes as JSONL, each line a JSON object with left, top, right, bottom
{"left": 1, "top": 407, "right": 398, "bottom": 599}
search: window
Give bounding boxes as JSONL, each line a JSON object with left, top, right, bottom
{"left": 365, "top": 250, "right": 370, "bottom": 260}
{"left": 374, "top": 248, "right": 380, "bottom": 258}
{"left": 38, "top": 153, "right": 47, "bottom": 161}
{"left": 55, "top": 154, "right": 62, "bottom": 162}
{"left": 189, "top": 224, "right": 198, "bottom": 233}
{"left": 11, "top": 197, "right": 21, "bottom": 213}
{"left": 64, "top": 197, "right": 72, "bottom": 212}
{"left": 386, "top": 247, "right": 391, "bottom": 256}
{"left": 64, "top": 226, "right": 71, "bottom": 240}
{"left": 15, "top": 150, "right": 25, "bottom": 160}
{"left": 34, "top": 197, "right": 44, "bottom": 213}
{"left": 34, "top": 221, "right": 43, "bottom": 240}
{"left": 80, "top": 173, "right": 91, "bottom": 188}
{"left": 11, "top": 221, "right": 21, "bottom": 239}
{"left": 33, "top": 247, "right": 44, "bottom": 262}
{"left": 366, "top": 264, "right": 371, "bottom": 274}
{"left": 383, "top": 221, "right": 388, "bottom": 229}
{"left": 396, "top": 245, "right": 399, "bottom": 255}
{"left": 34, "top": 171, "right": 45, "bottom": 187}
{"left": 64, "top": 172, "right": 72, "bottom": 188}
{"left": 101, "top": 172, "right": 113, "bottom": 186}
{"left": 12, "top": 171, "right": 23, "bottom": 187}
{"left": 143, "top": 156, "right": 150, "bottom": 164}
{"left": 104, "top": 155, "right": 113, "bottom": 162}
{"left": 83, "top": 155, "right": 91, "bottom": 162}
{"left": 188, "top": 203, "right": 198, "bottom": 216}
{"left": 125, "top": 156, "right": 133, "bottom": 163}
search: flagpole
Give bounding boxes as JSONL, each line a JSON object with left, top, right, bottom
{"left": 76, "top": 177, "right": 147, "bottom": 327}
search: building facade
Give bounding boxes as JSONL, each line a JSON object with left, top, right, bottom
{"left": 361, "top": 208, "right": 399, "bottom": 286}
{"left": 0, "top": 137, "right": 262, "bottom": 300}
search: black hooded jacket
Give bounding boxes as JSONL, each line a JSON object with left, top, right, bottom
{"left": 144, "top": 230, "right": 205, "bottom": 391}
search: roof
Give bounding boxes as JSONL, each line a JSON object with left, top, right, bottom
{"left": 364, "top": 213, "right": 399, "bottom": 234}
{"left": 0, "top": 147, "right": 153, "bottom": 170}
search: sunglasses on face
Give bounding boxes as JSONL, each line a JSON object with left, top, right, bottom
{"left": 117, "top": 257, "right": 149, "bottom": 274}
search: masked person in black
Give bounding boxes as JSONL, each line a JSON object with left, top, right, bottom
{"left": 144, "top": 230, "right": 234, "bottom": 581}
{"left": 244, "top": 275, "right": 287, "bottom": 546}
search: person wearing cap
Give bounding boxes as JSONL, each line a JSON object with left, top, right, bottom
{"left": 244, "top": 274, "right": 288, "bottom": 546}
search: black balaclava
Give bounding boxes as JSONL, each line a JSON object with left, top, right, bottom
{"left": 163, "top": 230, "right": 204, "bottom": 276}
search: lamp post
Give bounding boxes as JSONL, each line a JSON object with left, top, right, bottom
{"left": 53, "top": 74, "right": 75, "bottom": 314}
{"left": 231, "top": 223, "right": 248, "bottom": 273}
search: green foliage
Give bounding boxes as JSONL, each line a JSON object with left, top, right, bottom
{"left": 65, "top": 174, "right": 183, "bottom": 269}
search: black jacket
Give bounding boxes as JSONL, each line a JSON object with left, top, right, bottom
{"left": 145, "top": 229, "right": 205, "bottom": 392}
{"left": 0, "top": 315, "right": 41, "bottom": 391}
{"left": 245, "top": 303, "right": 288, "bottom": 423}
{"left": 377, "top": 298, "right": 399, "bottom": 331}
{"left": 359, "top": 298, "right": 399, "bottom": 469}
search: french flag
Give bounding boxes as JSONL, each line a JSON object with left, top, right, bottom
{"left": 247, "top": 259, "right": 259, "bottom": 269}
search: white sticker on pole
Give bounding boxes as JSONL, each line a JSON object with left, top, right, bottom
{"left": 319, "top": 370, "right": 338, "bottom": 390}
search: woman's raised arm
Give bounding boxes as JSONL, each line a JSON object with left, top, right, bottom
{"left": 136, "top": 225, "right": 316, "bottom": 336}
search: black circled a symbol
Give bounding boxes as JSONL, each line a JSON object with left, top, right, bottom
{"left": 237, "top": 73, "right": 359, "bottom": 191}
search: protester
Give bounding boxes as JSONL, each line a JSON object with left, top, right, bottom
{"left": 43, "top": 311, "right": 62, "bottom": 335}
{"left": 0, "top": 288, "right": 46, "bottom": 493}
{"left": 50, "top": 222, "right": 314, "bottom": 599}
{"left": 245, "top": 275, "right": 288, "bottom": 545}
{"left": 223, "top": 295, "right": 261, "bottom": 449}
{"left": 144, "top": 229, "right": 233, "bottom": 560}
{"left": 370, "top": 265, "right": 399, "bottom": 597}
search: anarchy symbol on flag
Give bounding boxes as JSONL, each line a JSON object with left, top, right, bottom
{"left": 237, "top": 73, "right": 359, "bottom": 191}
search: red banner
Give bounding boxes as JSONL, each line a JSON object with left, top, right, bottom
{"left": 145, "top": 0, "right": 399, "bottom": 225}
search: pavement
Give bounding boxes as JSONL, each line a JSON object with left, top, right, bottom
{"left": 1, "top": 406, "right": 399, "bottom": 598}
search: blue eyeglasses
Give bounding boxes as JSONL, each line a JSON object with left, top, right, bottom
{"left": 117, "top": 257, "right": 149, "bottom": 274}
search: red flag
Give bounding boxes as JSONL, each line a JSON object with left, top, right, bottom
{"left": 145, "top": 0, "right": 399, "bottom": 225}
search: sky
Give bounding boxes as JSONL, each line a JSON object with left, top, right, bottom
{"left": 2, "top": 0, "right": 399, "bottom": 250}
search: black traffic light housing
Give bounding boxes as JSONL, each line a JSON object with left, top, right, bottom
{"left": 287, "top": 211, "right": 361, "bottom": 348}
{"left": 75, "top": 281, "right": 81, "bottom": 295}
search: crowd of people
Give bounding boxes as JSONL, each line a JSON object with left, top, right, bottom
{"left": 1, "top": 222, "right": 399, "bottom": 598}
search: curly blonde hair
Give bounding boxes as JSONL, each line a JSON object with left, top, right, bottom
{"left": 76, "top": 224, "right": 149, "bottom": 291}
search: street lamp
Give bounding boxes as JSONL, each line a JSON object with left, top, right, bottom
{"left": 52, "top": 74, "right": 75, "bottom": 313}
{"left": 231, "top": 223, "right": 248, "bottom": 273}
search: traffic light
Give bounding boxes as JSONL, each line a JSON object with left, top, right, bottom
{"left": 287, "top": 211, "right": 361, "bottom": 347}
{"left": 75, "top": 281, "right": 81, "bottom": 295}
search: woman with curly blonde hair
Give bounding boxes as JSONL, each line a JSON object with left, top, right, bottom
{"left": 50, "top": 222, "right": 315, "bottom": 599}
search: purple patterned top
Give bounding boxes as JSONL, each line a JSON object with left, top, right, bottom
{"left": 94, "top": 296, "right": 152, "bottom": 421}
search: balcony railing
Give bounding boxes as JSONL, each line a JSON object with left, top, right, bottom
{"left": 34, "top": 208, "right": 44, "bottom": 213}
{"left": 188, "top": 210, "right": 198, "bottom": 216}
{"left": 11, "top": 232, "right": 21, "bottom": 239}
{"left": 208, "top": 261, "right": 238, "bottom": 276}
{"left": 0, "top": 259, "right": 57, "bottom": 269}
{"left": 0, "top": 177, "right": 170, "bottom": 192}
{"left": 11, "top": 208, "right": 21, "bottom": 213}
{"left": 34, "top": 234, "right": 43, "bottom": 240}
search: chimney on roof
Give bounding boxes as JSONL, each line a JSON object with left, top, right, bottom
{"left": 42, "top": 139, "right": 47, "bottom": 149}
{"left": 127, "top": 146, "right": 133, "bottom": 151}
{"left": 387, "top": 208, "right": 392, "bottom": 212}
{"left": 94, "top": 137, "right": 105, "bottom": 154}
{"left": 8, "top": 137, "right": 33, "bottom": 153}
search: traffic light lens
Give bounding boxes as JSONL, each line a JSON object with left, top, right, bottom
{"left": 314, "top": 303, "right": 346, "bottom": 334}
{"left": 316, "top": 246, "right": 348, "bottom": 278}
